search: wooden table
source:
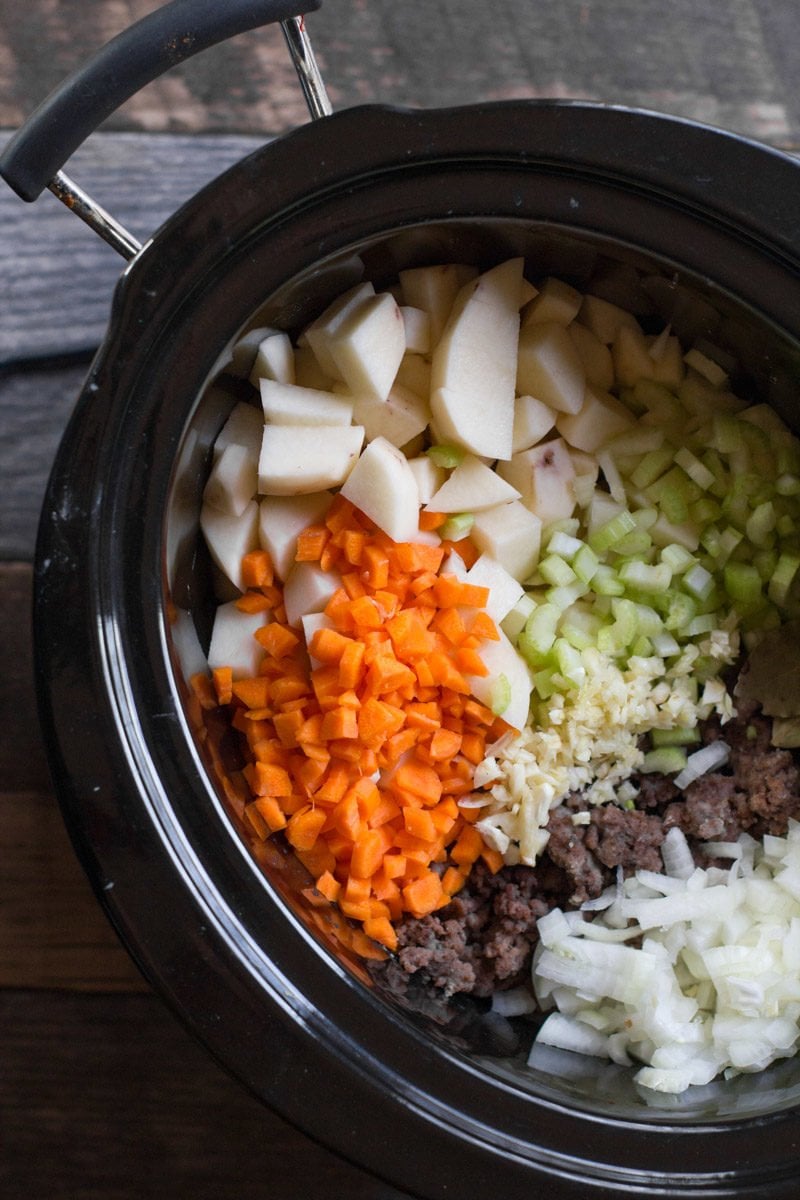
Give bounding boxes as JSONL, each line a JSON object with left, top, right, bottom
{"left": 1, "top": 3, "right": 798, "bottom": 1196}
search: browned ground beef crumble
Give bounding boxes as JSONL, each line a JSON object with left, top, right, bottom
{"left": 370, "top": 701, "right": 800, "bottom": 1015}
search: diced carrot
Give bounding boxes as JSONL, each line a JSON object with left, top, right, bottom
{"left": 315, "top": 869, "right": 341, "bottom": 902}
{"left": 241, "top": 549, "right": 274, "bottom": 589}
{"left": 428, "top": 727, "right": 462, "bottom": 760}
{"left": 232, "top": 676, "right": 272, "bottom": 712}
{"left": 480, "top": 846, "right": 505, "bottom": 874}
{"left": 459, "top": 730, "right": 486, "bottom": 765}
{"left": 272, "top": 708, "right": 304, "bottom": 748}
{"left": 450, "top": 823, "right": 485, "bottom": 868}
{"left": 212, "top": 666, "right": 234, "bottom": 706}
{"left": 386, "top": 608, "right": 435, "bottom": 659}
{"left": 363, "top": 915, "right": 398, "bottom": 952}
{"left": 418, "top": 510, "right": 447, "bottom": 531}
{"left": 361, "top": 544, "right": 390, "bottom": 589}
{"left": 295, "top": 524, "right": 330, "bottom": 562}
{"left": 286, "top": 806, "right": 327, "bottom": 852}
{"left": 441, "top": 865, "right": 467, "bottom": 896}
{"left": 253, "top": 761, "right": 293, "bottom": 797}
{"left": 320, "top": 706, "right": 358, "bottom": 741}
{"left": 393, "top": 759, "right": 443, "bottom": 807}
{"left": 402, "top": 871, "right": 444, "bottom": 917}
{"left": 347, "top": 594, "right": 383, "bottom": 630}
{"left": 255, "top": 621, "right": 300, "bottom": 658}
{"left": 191, "top": 671, "right": 219, "bottom": 711}
{"left": 308, "top": 626, "right": 351, "bottom": 665}
{"left": 211, "top": 491, "right": 509, "bottom": 958}
{"left": 350, "top": 828, "right": 388, "bottom": 879}
{"left": 403, "top": 807, "right": 437, "bottom": 842}
{"left": 235, "top": 590, "right": 273, "bottom": 614}
{"left": 254, "top": 795, "right": 287, "bottom": 832}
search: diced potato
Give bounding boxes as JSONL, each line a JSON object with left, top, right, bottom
{"left": 202, "top": 442, "right": 258, "bottom": 517}
{"left": 258, "top": 425, "right": 364, "bottom": 495}
{"left": 340, "top": 436, "right": 420, "bottom": 542}
{"left": 522, "top": 277, "right": 583, "bottom": 328}
{"left": 425, "top": 454, "right": 521, "bottom": 513}
{"left": 258, "top": 492, "right": 332, "bottom": 580}
{"left": 516, "top": 321, "right": 585, "bottom": 415}
{"left": 470, "top": 501, "right": 543, "bottom": 581}
{"left": 207, "top": 600, "right": 266, "bottom": 679}
{"left": 260, "top": 379, "right": 354, "bottom": 426}
{"left": 200, "top": 499, "right": 260, "bottom": 592}
{"left": 352, "top": 384, "right": 431, "bottom": 447}
{"left": 248, "top": 330, "right": 295, "bottom": 386}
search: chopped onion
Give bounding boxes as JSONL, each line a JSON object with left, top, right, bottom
{"left": 673, "top": 740, "right": 730, "bottom": 789}
{"left": 660, "top": 826, "right": 695, "bottom": 879}
{"left": 529, "top": 825, "right": 800, "bottom": 1094}
{"left": 491, "top": 986, "right": 537, "bottom": 1017}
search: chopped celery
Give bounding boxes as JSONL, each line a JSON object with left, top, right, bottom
{"left": 611, "top": 528, "right": 653, "bottom": 558}
{"left": 682, "top": 563, "right": 715, "bottom": 601}
{"left": 539, "top": 554, "right": 578, "bottom": 587}
{"left": 546, "top": 582, "right": 588, "bottom": 610}
{"left": 439, "top": 511, "right": 474, "bottom": 541}
{"left": 618, "top": 560, "right": 672, "bottom": 594}
{"left": 573, "top": 543, "right": 600, "bottom": 584}
{"left": 674, "top": 446, "right": 716, "bottom": 490}
{"left": 745, "top": 500, "right": 777, "bottom": 547}
{"left": 660, "top": 543, "right": 697, "bottom": 574}
{"left": 519, "top": 603, "right": 561, "bottom": 660}
{"left": 532, "top": 666, "right": 558, "bottom": 699}
{"left": 629, "top": 446, "right": 675, "bottom": 490}
{"left": 560, "top": 606, "right": 604, "bottom": 650}
{"left": 591, "top": 564, "right": 626, "bottom": 596}
{"left": 489, "top": 673, "right": 512, "bottom": 716}
{"left": 768, "top": 552, "right": 800, "bottom": 607}
{"left": 723, "top": 562, "right": 762, "bottom": 608}
{"left": 426, "top": 443, "right": 465, "bottom": 468}
{"left": 547, "top": 530, "right": 583, "bottom": 559}
{"left": 554, "top": 638, "right": 586, "bottom": 688}
{"left": 639, "top": 746, "right": 688, "bottom": 775}
{"left": 651, "top": 727, "right": 701, "bottom": 747}
{"left": 588, "top": 510, "right": 637, "bottom": 555}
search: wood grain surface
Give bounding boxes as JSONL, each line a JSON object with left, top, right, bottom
{"left": 2, "top": 2, "right": 799, "bottom": 1197}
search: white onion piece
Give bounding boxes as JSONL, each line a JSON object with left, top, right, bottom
{"left": 529, "top": 824, "right": 800, "bottom": 1094}
{"left": 673, "top": 740, "right": 730, "bottom": 789}
{"left": 661, "top": 826, "right": 695, "bottom": 879}
{"left": 491, "top": 986, "right": 538, "bottom": 1017}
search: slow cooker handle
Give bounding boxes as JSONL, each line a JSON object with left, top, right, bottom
{"left": 0, "top": 0, "right": 327, "bottom": 258}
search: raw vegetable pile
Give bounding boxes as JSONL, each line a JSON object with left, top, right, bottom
{"left": 192, "top": 255, "right": 800, "bottom": 1090}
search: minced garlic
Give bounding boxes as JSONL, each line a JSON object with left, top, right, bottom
{"left": 472, "top": 635, "right": 740, "bottom": 867}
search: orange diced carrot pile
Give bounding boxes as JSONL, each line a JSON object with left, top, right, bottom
{"left": 196, "top": 495, "right": 510, "bottom": 955}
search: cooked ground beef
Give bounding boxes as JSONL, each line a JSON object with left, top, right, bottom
{"left": 371, "top": 699, "right": 800, "bottom": 1006}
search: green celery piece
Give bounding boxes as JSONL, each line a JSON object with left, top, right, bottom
{"left": 723, "top": 562, "right": 762, "bottom": 608}
{"left": 769, "top": 552, "right": 800, "bottom": 607}
{"left": 539, "top": 554, "right": 577, "bottom": 587}
{"left": 426, "top": 443, "right": 465, "bottom": 468}
{"left": 651, "top": 727, "right": 701, "bottom": 747}
{"left": 639, "top": 746, "right": 688, "bottom": 774}
{"left": 439, "top": 512, "right": 475, "bottom": 541}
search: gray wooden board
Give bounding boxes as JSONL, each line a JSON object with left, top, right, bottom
{"left": 0, "top": 988, "right": 410, "bottom": 1200}
{"left": 1, "top": 131, "right": 264, "bottom": 360}
{"left": 1, "top": 0, "right": 798, "bottom": 145}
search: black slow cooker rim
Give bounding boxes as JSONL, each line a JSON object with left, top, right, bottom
{"left": 33, "top": 100, "right": 800, "bottom": 1199}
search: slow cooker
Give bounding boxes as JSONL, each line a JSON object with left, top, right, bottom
{"left": 3, "top": 1, "right": 800, "bottom": 1195}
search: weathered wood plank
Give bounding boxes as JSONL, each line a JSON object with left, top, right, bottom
{"left": 0, "top": 563, "right": 144, "bottom": 990}
{"left": 1, "top": 0, "right": 798, "bottom": 146}
{"left": 0, "top": 989, "right": 410, "bottom": 1200}
{"left": 0, "top": 131, "right": 264, "bottom": 360}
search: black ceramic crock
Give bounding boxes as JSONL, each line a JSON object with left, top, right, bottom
{"left": 5, "top": 2, "right": 800, "bottom": 1197}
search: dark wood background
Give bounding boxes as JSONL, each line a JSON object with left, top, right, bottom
{"left": 2, "top": 2, "right": 799, "bottom": 1197}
